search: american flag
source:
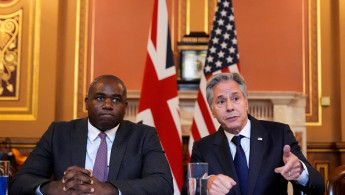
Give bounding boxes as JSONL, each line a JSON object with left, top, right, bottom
{"left": 189, "top": 0, "right": 240, "bottom": 153}
{"left": 136, "top": 0, "right": 183, "bottom": 194}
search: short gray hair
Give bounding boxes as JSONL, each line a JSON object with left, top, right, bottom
{"left": 206, "top": 72, "right": 247, "bottom": 106}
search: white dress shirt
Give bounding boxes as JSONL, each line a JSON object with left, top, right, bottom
{"left": 85, "top": 121, "right": 118, "bottom": 173}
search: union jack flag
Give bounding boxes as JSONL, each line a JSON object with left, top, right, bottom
{"left": 137, "top": 0, "right": 183, "bottom": 194}
{"left": 189, "top": 0, "right": 240, "bottom": 153}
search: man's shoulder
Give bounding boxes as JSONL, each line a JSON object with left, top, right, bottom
{"left": 51, "top": 118, "right": 86, "bottom": 125}
{"left": 250, "top": 117, "right": 291, "bottom": 138}
{"left": 194, "top": 130, "right": 221, "bottom": 145}
{"left": 250, "top": 115, "right": 289, "bottom": 129}
{"left": 120, "top": 120, "right": 157, "bottom": 133}
{"left": 255, "top": 119, "right": 289, "bottom": 130}
{"left": 48, "top": 118, "right": 87, "bottom": 130}
{"left": 121, "top": 120, "right": 154, "bottom": 128}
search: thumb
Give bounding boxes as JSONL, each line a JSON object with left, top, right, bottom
{"left": 283, "top": 145, "right": 290, "bottom": 164}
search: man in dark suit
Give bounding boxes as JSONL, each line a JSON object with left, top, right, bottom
{"left": 9, "top": 75, "right": 173, "bottom": 194}
{"left": 183, "top": 73, "right": 324, "bottom": 195}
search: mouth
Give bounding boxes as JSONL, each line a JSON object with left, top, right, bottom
{"left": 225, "top": 115, "right": 238, "bottom": 121}
{"left": 99, "top": 113, "right": 115, "bottom": 117}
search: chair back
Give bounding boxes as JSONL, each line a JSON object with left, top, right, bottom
{"left": 327, "top": 165, "right": 345, "bottom": 195}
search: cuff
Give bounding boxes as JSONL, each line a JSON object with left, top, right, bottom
{"left": 295, "top": 160, "right": 309, "bottom": 186}
{"left": 35, "top": 185, "right": 44, "bottom": 195}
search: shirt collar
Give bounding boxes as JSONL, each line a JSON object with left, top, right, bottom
{"left": 88, "top": 120, "right": 118, "bottom": 143}
{"left": 224, "top": 119, "right": 251, "bottom": 141}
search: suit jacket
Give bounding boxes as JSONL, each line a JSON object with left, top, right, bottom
{"left": 9, "top": 118, "right": 173, "bottom": 195}
{"left": 183, "top": 115, "right": 324, "bottom": 195}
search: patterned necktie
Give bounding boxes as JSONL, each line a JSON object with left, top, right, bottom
{"left": 232, "top": 135, "right": 248, "bottom": 195}
{"left": 93, "top": 132, "right": 107, "bottom": 182}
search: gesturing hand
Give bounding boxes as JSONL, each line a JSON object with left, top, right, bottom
{"left": 274, "top": 145, "right": 303, "bottom": 181}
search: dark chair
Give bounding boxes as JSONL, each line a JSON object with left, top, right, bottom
{"left": 327, "top": 165, "right": 345, "bottom": 195}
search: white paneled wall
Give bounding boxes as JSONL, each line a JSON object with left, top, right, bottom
{"left": 124, "top": 90, "right": 306, "bottom": 154}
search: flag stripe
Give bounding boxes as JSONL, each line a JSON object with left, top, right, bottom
{"left": 193, "top": 103, "right": 210, "bottom": 138}
{"left": 191, "top": 119, "right": 201, "bottom": 141}
{"left": 196, "top": 91, "right": 217, "bottom": 135}
{"left": 151, "top": 1, "right": 158, "bottom": 47}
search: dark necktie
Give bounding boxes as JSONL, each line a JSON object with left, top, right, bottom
{"left": 93, "top": 132, "right": 108, "bottom": 182}
{"left": 232, "top": 135, "right": 248, "bottom": 195}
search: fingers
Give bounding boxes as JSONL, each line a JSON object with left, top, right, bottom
{"left": 208, "top": 174, "right": 236, "bottom": 195}
{"left": 275, "top": 164, "right": 301, "bottom": 180}
{"left": 65, "top": 166, "right": 92, "bottom": 177}
{"left": 63, "top": 167, "right": 92, "bottom": 183}
{"left": 283, "top": 145, "right": 290, "bottom": 163}
{"left": 275, "top": 146, "right": 303, "bottom": 181}
{"left": 62, "top": 179, "right": 95, "bottom": 193}
{"left": 60, "top": 166, "right": 116, "bottom": 194}
{"left": 62, "top": 166, "right": 94, "bottom": 192}
{"left": 62, "top": 177, "right": 95, "bottom": 194}
{"left": 67, "top": 181, "right": 118, "bottom": 195}
{"left": 188, "top": 178, "right": 196, "bottom": 195}
{"left": 274, "top": 145, "right": 292, "bottom": 174}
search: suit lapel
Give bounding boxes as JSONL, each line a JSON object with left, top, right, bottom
{"left": 71, "top": 118, "right": 88, "bottom": 167}
{"left": 108, "top": 121, "right": 130, "bottom": 180}
{"left": 247, "top": 116, "right": 268, "bottom": 195}
{"left": 214, "top": 128, "right": 241, "bottom": 195}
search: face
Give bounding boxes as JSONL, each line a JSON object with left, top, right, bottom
{"left": 85, "top": 78, "right": 128, "bottom": 131}
{"left": 210, "top": 80, "right": 248, "bottom": 134}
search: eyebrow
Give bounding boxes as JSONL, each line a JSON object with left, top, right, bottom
{"left": 215, "top": 95, "right": 225, "bottom": 99}
{"left": 216, "top": 91, "right": 239, "bottom": 98}
{"left": 95, "top": 93, "right": 122, "bottom": 97}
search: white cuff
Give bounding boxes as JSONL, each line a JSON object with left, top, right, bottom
{"left": 295, "top": 160, "right": 309, "bottom": 186}
{"left": 36, "top": 185, "right": 44, "bottom": 195}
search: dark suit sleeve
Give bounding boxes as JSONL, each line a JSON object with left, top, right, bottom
{"left": 284, "top": 125, "right": 325, "bottom": 195}
{"left": 8, "top": 122, "right": 56, "bottom": 194}
{"left": 109, "top": 125, "right": 173, "bottom": 195}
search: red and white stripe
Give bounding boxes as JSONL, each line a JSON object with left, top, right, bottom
{"left": 137, "top": 0, "right": 183, "bottom": 194}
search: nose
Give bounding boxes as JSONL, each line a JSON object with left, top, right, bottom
{"left": 102, "top": 98, "right": 113, "bottom": 109}
{"left": 226, "top": 98, "right": 234, "bottom": 112}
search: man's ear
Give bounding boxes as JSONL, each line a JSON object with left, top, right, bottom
{"left": 210, "top": 105, "right": 215, "bottom": 118}
{"left": 245, "top": 98, "right": 249, "bottom": 113}
{"left": 84, "top": 97, "right": 89, "bottom": 110}
{"left": 123, "top": 101, "right": 128, "bottom": 114}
